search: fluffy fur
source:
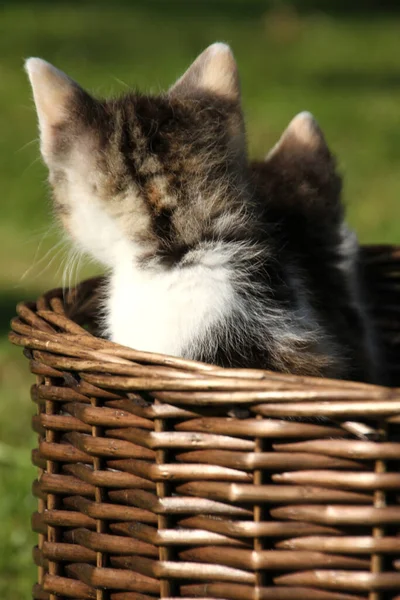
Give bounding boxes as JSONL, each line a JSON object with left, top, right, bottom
{"left": 25, "top": 44, "right": 380, "bottom": 381}
{"left": 251, "top": 112, "right": 381, "bottom": 382}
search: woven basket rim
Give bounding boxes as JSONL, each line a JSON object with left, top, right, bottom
{"left": 9, "top": 244, "right": 400, "bottom": 413}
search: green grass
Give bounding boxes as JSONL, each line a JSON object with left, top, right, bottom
{"left": 2, "top": 3, "right": 400, "bottom": 598}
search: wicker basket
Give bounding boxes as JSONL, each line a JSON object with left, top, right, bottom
{"left": 9, "top": 244, "right": 400, "bottom": 600}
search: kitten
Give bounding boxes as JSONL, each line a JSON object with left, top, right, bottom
{"left": 25, "top": 43, "right": 379, "bottom": 380}
{"left": 251, "top": 114, "right": 381, "bottom": 383}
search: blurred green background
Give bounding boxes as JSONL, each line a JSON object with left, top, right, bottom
{"left": 1, "top": 1, "right": 400, "bottom": 598}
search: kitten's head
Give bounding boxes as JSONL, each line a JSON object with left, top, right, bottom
{"left": 260, "top": 111, "right": 343, "bottom": 222}
{"left": 26, "top": 43, "right": 247, "bottom": 267}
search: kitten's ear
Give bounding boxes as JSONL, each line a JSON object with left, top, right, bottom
{"left": 25, "top": 58, "right": 86, "bottom": 162}
{"left": 169, "top": 43, "right": 240, "bottom": 102}
{"left": 263, "top": 111, "right": 342, "bottom": 217}
{"left": 266, "top": 111, "right": 331, "bottom": 161}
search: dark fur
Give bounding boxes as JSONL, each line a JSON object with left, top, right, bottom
{"left": 44, "top": 72, "right": 380, "bottom": 381}
{"left": 251, "top": 141, "right": 380, "bottom": 383}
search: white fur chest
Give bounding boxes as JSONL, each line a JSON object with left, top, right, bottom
{"left": 105, "top": 255, "right": 235, "bottom": 357}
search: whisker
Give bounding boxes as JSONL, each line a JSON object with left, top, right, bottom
{"left": 20, "top": 156, "right": 41, "bottom": 175}
{"left": 112, "top": 76, "right": 130, "bottom": 90}
{"left": 21, "top": 223, "right": 58, "bottom": 245}
{"left": 14, "top": 243, "right": 67, "bottom": 289}
{"left": 68, "top": 249, "right": 79, "bottom": 292}
{"left": 15, "top": 137, "right": 39, "bottom": 153}
{"left": 73, "top": 251, "right": 85, "bottom": 289}
{"left": 19, "top": 238, "right": 66, "bottom": 281}
{"left": 62, "top": 246, "right": 83, "bottom": 302}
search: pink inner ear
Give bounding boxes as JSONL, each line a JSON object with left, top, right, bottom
{"left": 169, "top": 42, "right": 240, "bottom": 101}
{"left": 266, "top": 112, "right": 328, "bottom": 162}
{"left": 285, "top": 112, "right": 325, "bottom": 151}
{"left": 34, "top": 84, "right": 72, "bottom": 161}
{"left": 38, "top": 121, "right": 63, "bottom": 162}
{"left": 26, "top": 58, "right": 79, "bottom": 161}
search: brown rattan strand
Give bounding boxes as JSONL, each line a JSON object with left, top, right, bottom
{"left": 175, "top": 481, "right": 373, "bottom": 503}
{"left": 42, "top": 575, "right": 96, "bottom": 599}
{"left": 173, "top": 418, "right": 344, "bottom": 437}
{"left": 177, "top": 516, "right": 343, "bottom": 537}
{"left": 107, "top": 460, "right": 253, "bottom": 483}
{"left": 63, "top": 528, "right": 159, "bottom": 557}
{"left": 66, "top": 563, "right": 161, "bottom": 593}
{"left": 8, "top": 244, "right": 400, "bottom": 600}
{"left": 32, "top": 509, "right": 95, "bottom": 530}
{"left": 109, "top": 522, "right": 248, "bottom": 547}
{"left": 174, "top": 449, "right": 367, "bottom": 470}
{"left": 39, "top": 541, "right": 97, "bottom": 563}
{"left": 107, "top": 489, "right": 253, "bottom": 517}
{"left": 273, "top": 439, "right": 400, "bottom": 459}
{"left": 274, "top": 571, "right": 400, "bottom": 591}
{"left": 270, "top": 504, "right": 400, "bottom": 524}
{"left": 272, "top": 470, "right": 400, "bottom": 490}
{"left": 178, "top": 547, "right": 370, "bottom": 570}
{"left": 62, "top": 496, "right": 158, "bottom": 524}
{"left": 180, "top": 583, "right": 367, "bottom": 600}
{"left": 277, "top": 536, "right": 400, "bottom": 553}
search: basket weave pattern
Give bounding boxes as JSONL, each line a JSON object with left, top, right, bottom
{"left": 9, "top": 246, "right": 400, "bottom": 600}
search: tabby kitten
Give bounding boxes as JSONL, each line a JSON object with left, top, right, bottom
{"left": 25, "top": 43, "right": 378, "bottom": 380}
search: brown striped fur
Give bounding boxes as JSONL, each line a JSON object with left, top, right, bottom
{"left": 25, "top": 45, "right": 382, "bottom": 381}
